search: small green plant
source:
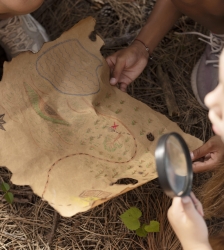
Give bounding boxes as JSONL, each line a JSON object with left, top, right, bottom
{"left": 158, "top": 128, "right": 165, "bottom": 135}
{"left": 115, "top": 108, "right": 122, "bottom": 114}
{"left": 0, "top": 182, "right": 14, "bottom": 204}
{"left": 140, "top": 129, "right": 146, "bottom": 135}
{"left": 94, "top": 102, "right": 100, "bottom": 107}
{"left": 120, "top": 207, "right": 159, "bottom": 237}
{"left": 105, "top": 93, "right": 111, "bottom": 98}
{"left": 148, "top": 118, "right": 152, "bottom": 124}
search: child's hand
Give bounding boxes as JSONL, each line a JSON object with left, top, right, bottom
{"left": 191, "top": 135, "right": 224, "bottom": 173}
{"left": 168, "top": 193, "right": 212, "bottom": 250}
{"left": 106, "top": 41, "right": 149, "bottom": 92}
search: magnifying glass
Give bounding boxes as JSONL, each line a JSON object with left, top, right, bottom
{"left": 155, "top": 132, "right": 192, "bottom": 198}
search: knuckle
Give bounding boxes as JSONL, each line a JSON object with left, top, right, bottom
{"left": 206, "top": 140, "right": 213, "bottom": 148}
{"left": 194, "top": 148, "right": 200, "bottom": 157}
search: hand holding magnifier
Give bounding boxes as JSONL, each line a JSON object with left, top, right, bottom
{"left": 155, "top": 132, "right": 193, "bottom": 198}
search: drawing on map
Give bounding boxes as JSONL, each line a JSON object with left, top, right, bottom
{"left": 0, "top": 17, "right": 202, "bottom": 217}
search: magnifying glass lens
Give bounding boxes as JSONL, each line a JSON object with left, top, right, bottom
{"left": 155, "top": 132, "right": 192, "bottom": 198}
{"left": 165, "top": 135, "right": 188, "bottom": 196}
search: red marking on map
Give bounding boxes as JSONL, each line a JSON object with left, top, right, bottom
{"left": 111, "top": 122, "right": 119, "bottom": 131}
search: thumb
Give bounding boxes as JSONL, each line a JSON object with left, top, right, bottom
{"left": 191, "top": 143, "right": 210, "bottom": 161}
{"left": 110, "top": 58, "right": 126, "bottom": 85}
{"left": 181, "top": 196, "right": 195, "bottom": 217}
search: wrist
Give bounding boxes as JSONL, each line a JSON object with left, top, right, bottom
{"left": 135, "top": 25, "right": 156, "bottom": 55}
{"left": 134, "top": 38, "right": 150, "bottom": 53}
{"left": 131, "top": 39, "right": 150, "bottom": 59}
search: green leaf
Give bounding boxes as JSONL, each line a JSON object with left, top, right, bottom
{"left": 1, "top": 182, "right": 10, "bottom": 192}
{"left": 4, "top": 192, "right": 14, "bottom": 204}
{"left": 136, "top": 224, "right": 148, "bottom": 237}
{"left": 120, "top": 207, "right": 142, "bottom": 230}
{"left": 144, "top": 220, "right": 160, "bottom": 233}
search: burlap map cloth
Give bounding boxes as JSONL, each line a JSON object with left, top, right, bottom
{"left": 0, "top": 17, "right": 202, "bottom": 217}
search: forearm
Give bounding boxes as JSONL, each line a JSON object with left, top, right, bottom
{"left": 136, "top": 0, "right": 182, "bottom": 54}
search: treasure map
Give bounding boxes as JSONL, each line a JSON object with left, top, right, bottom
{"left": 0, "top": 17, "right": 202, "bottom": 217}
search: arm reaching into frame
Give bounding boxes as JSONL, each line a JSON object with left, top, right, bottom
{"left": 106, "top": 0, "right": 182, "bottom": 92}
{"left": 168, "top": 194, "right": 212, "bottom": 250}
{"left": 191, "top": 136, "right": 224, "bottom": 173}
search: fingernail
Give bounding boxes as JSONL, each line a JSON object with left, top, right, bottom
{"left": 110, "top": 77, "right": 117, "bottom": 85}
{"left": 190, "top": 152, "right": 194, "bottom": 160}
{"left": 181, "top": 196, "right": 191, "bottom": 204}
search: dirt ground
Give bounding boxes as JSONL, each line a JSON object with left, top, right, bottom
{"left": 0, "top": 0, "right": 223, "bottom": 249}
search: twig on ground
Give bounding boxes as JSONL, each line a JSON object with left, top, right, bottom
{"left": 157, "top": 65, "right": 180, "bottom": 117}
{"left": 103, "top": 29, "right": 140, "bottom": 48}
{"left": 10, "top": 189, "right": 33, "bottom": 195}
{"left": 47, "top": 210, "right": 60, "bottom": 247}
{"left": 13, "top": 197, "right": 30, "bottom": 203}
